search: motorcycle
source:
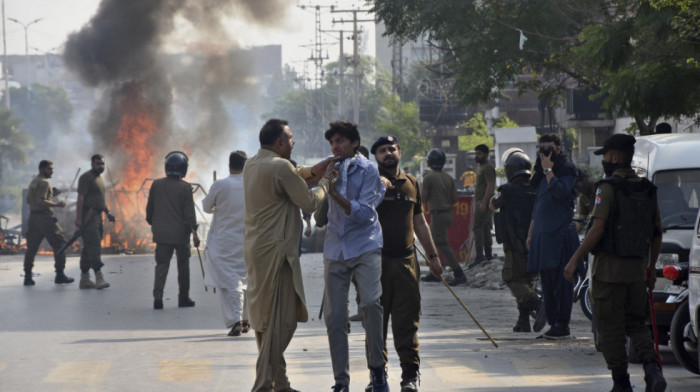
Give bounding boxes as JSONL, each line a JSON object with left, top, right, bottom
{"left": 663, "top": 263, "right": 699, "bottom": 374}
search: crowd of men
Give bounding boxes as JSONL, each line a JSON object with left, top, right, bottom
{"left": 21, "top": 119, "right": 667, "bottom": 392}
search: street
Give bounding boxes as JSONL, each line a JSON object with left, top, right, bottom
{"left": 0, "top": 252, "right": 697, "bottom": 391}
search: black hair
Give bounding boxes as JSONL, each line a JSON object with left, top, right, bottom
{"left": 324, "top": 121, "right": 360, "bottom": 152}
{"left": 259, "top": 119, "right": 289, "bottom": 146}
{"left": 539, "top": 133, "right": 561, "bottom": 146}
{"left": 357, "top": 145, "right": 369, "bottom": 158}
{"left": 39, "top": 160, "right": 53, "bottom": 170}
{"left": 475, "top": 144, "right": 489, "bottom": 154}
{"left": 91, "top": 154, "right": 104, "bottom": 162}
{"left": 229, "top": 150, "right": 247, "bottom": 171}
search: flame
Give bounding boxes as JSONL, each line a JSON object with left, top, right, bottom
{"left": 104, "top": 82, "right": 162, "bottom": 253}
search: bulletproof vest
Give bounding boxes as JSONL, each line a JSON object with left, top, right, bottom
{"left": 593, "top": 176, "right": 657, "bottom": 259}
{"left": 494, "top": 181, "right": 536, "bottom": 255}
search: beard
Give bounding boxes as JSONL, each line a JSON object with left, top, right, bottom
{"left": 93, "top": 168, "right": 105, "bottom": 175}
{"left": 378, "top": 157, "right": 399, "bottom": 170}
{"left": 475, "top": 156, "right": 485, "bottom": 164}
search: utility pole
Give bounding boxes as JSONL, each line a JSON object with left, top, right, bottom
{"left": 8, "top": 16, "right": 43, "bottom": 99}
{"left": 320, "top": 29, "right": 352, "bottom": 120}
{"left": 332, "top": 9, "right": 373, "bottom": 126}
{"left": 2, "top": 0, "right": 10, "bottom": 109}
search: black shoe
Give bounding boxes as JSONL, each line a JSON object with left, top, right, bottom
{"left": 485, "top": 247, "right": 494, "bottom": 260}
{"left": 448, "top": 273, "right": 467, "bottom": 286}
{"left": 467, "top": 254, "right": 486, "bottom": 269}
{"left": 643, "top": 361, "right": 667, "bottom": 392}
{"left": 369, "top": 367, "right": 389, "bottom": 392}
{"left": 400, "top": 379, "right": 418, "bottom": 392}
{"left": 543, "top": 326, "right": 570, "bottom": 340}
{"left": 24, "top": 276, "right": 35, "bottom": 286}
{"left": 332, "top": 384, "right": 349, "bottom": 392}
{"left": 420, "top": 273, "right": 440, "bottom": 282}
{"left": 228, "top": 321, "right": 242, "bottom": 337}
{"left": 154, "top": 295, "right": 163, "bottom": 310}
{"left": 178, "top": 296, "right": 195, "bottom": 307}
{"left": 513, "top": 309, "right": 531, "bottom": 333}
{"left": 55, "top": 271, "right": 75, "bottom": 284}
{"left": 241, "top": 321, "right": 250, "bottom": 333}
{"left": 349, "top": 313, "right": 362, "bottom": 321}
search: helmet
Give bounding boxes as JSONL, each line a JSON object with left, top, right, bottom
{"left": 165, "top": 151, "right": 189, "bottom": 177}
{"left": 504, "top": 150, "right": 532, "bottom": 182}
{"left": 501, "top": 147, "right": 525, "bottom": 165}
{"left": 427, "top": 149, "right": 446, "bottom": 170}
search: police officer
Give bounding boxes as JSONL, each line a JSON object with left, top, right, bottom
{"left": 146, "top": 151, "right": 200, "bottom": 309}
{"left": 421, "top": 149, "right": 467, "bottom": 286}
{"left": 23, "top": 160, "right": 74, "bottom": 286}
{"left": 372, "top": 136, "right": 442, "bottom": 392}
{"left": 75, "top": 154, "right": 115, "bottom": 290}
{"left": 564, "top": 134, "right": 666, "bottom": 392}
{"left": 472, "top": 144, "right": 496, "bottom": 266}
{"left": 490, "top": 150, "right": 546, "bottom": 333}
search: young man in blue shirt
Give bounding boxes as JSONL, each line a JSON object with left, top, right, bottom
{"left": 321, "top": 121, "right": 388, "bottom": 392}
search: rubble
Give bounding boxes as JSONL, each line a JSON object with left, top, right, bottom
{"left": 442, "top": 257, "right": 507, "bottom": 290}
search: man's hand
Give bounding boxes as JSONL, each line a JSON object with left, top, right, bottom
{"left": 322, "top": 161, "right": 337, "bottom": 181}
{"left": 56, "top": 200, "right": 66, "bottom": 208}
{"left": 106, "top": 213, "right": 116, "bottom": 223}
{"left": 193, "top": 232, "right": 201, "bottom": 248}
{"left": 428, "top": 256, "right": 443, "bottom": 279}
{"left": 540, "top": 151, "right": 554, "bottom": 171}
{"left": 312, "top": 156, "right": 339, "bottom": 179}
{"left": 563, "top": 258, "right": 578, "bottom": 283}
{"left": 647, "top": 267, "right": 656, "bottom": 291}
{"left": 380, "top": 176, "right": 394, "bottom": 190}
{"left": 526, "top": 236, "right": 531, "bottom": 250}
{"left": 74, "top": 218, "right": 82, "bottom": 227}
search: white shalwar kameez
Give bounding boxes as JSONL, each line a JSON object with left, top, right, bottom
{"left": 202, "top": 173, "right": 248, "bottom": 328}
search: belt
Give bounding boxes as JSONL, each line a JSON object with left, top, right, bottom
{"left": 381, "top": 247, "right": 414, "bottom": 258}
{"left": 30, "top": 210, "right": 52, "bottom": 215}
{"left": 430, "top": 208, "right": 452, "bottom": 214}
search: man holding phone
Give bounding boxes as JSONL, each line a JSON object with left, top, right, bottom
{"left": 526, "top": 133, "right": 580, "bottom": 340}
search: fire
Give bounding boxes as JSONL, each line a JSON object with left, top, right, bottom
{"left": 105, "top": 82, "right": 162, "bottom": 253}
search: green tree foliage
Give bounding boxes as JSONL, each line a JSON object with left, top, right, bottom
{"left": 371, "top": 0, "right": 700, "bottom": 135}
{"left": 0, "top": 108, "right": 31, "bottom": 184}
{"left": 458, "top": 113, "right": 494, "bottom": 151}
{"left": 7, "top": 84, "right": 73, "bottom": 142}
{"left": 375, "top": 94, "right": 428, "bottom": 163}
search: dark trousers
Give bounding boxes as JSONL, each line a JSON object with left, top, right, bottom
{"left": 593, "top": 279, "right": 656, "bottom": 369}
{"left": 380, "top": 253, "right": 421, "bottom": 368}
{"left": 502, "top": 250, "right": 538, "bottom": 308}
{"left": 473, "top": 205, "right": 493, "bottom": 249}
{"left": 79, "top": 215, "right": 104, "bottom": 273}
{"left": 23, "top": 213, "right": 67, "bottom": 272}
{"left": 153, "top": 243, "right": 191, "bottom": 297}
{"left": 430, "top": 210, "right": 461, "bottom": 271}
{"left": 539, "top": 265, "right": 573, "bottom": 328}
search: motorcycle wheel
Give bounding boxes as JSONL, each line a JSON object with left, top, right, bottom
{"left": 580, "top": 284, "right": 593, "bottom": 321}
{"left": 670, "top": 300, "right": 700, "bottom": 374}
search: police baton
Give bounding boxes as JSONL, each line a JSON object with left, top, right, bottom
{"left": 192, "top": 227, "right": 208, "bottom": 292}
{"left": 649, "top": 289, "right": 662, "bottom": 371}
{"left": 56, "top": 209, "right": 97, "bottom": 256}
{"left": 415, "top": 246, "right": 498, "bottom": 348}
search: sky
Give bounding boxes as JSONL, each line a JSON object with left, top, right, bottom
{"left": 3, "top": 0, "right": 376, "bottom": 75}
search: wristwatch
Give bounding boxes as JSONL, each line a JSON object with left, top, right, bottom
{"left": 543, "top": 168, "right": 552, "bottom": 175}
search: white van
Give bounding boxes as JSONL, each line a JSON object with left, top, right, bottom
{"left": 632, "top": 133, "right": 700, "bottom": 373}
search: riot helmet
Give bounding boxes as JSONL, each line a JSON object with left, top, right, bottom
{"left": 427, "top": 149, "right": 446, "bottom": 170}
{"left": 165, "top": 151, "right": 189, "bottom": 177}
{"left": 504, "top": 150, "right": 532, "bottom": 182}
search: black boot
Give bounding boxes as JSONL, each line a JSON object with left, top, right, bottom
{"left": 420, "top": 273, "right": 441, "bottom": 282}
{"left": 23, "top": 271, "right": 35, "bottom": 286}
{"left": 643, "top": 360, "right": 666, "bottom": 392}
{"left": 55, "top": 270, "right": 75, "bottom": 284}
{"left": 400, "top": 363, "right": 419, "bottom": 392}
{"left": 154, "top": 294, "right": 163, "bottom": 310}
{"left": 468, "top": 248, "right": 486, "bottom": 269}
{"left": 610, "top": 367, "right": 632, "bottom": 392}
{"left": 178, "top": 295, "right": 195, "bottom": 308}
{"left": 449, "top": 267, "right": 467, "bottom": 286}
{"left": 513, "top": 308, "right": 531, "bottom": 332}
{"left": 485, "top": 247, "right": 494, "bottom": 260}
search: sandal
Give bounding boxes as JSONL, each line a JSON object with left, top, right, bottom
{"left": 241, "top": 320, "right": 250, "bottom": 334}
{"left": 228, "top": 321, "right": 243, "bottom": 336}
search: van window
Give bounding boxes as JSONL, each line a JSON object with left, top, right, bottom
{"left": 654, "top": 169, "right": 700, "bottom": 229}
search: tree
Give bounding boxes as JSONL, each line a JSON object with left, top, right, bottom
{"left": 0, "top": 109, "right": 31, "bottom": 184}
{"left": 371, "top": 0, "right": 700, "bottom": 134}
{"left": 375, "top": 94, "right": 428, "bottom": 164}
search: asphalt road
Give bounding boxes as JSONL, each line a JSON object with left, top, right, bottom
{"left": 0, "top": 252, "right": 698, "bottom": 391}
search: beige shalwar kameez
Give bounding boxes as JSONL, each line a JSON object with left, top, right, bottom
{"left": 243, "top": 148, "right": 328, "bottom": 392}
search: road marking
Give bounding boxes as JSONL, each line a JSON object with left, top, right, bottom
{"left": 43, "top": 361, "right": 111, "bottom": 383}
{"left": 158, "top": 360, "right": 212, "bottom": 382}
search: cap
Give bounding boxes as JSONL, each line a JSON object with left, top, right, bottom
{"left": 370, "top": 135, "right": 399, "bottom": 154}
{"left": 594, "top": 133, "right": 636, "bottom": 155}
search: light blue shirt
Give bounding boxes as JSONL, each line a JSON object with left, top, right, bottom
{"left": 323, "top": 153, "right": 385, "bottom": 260}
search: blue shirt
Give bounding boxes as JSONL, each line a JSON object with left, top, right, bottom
{"left": 323, "top": 154, "right": 385, "bottom": 260}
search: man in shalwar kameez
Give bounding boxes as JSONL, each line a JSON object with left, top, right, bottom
{"left": 244, "top": 119, "right": 335, "bottom": 392}
{"left": 202, "top": 150, "right": 250, "bottom": 337}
